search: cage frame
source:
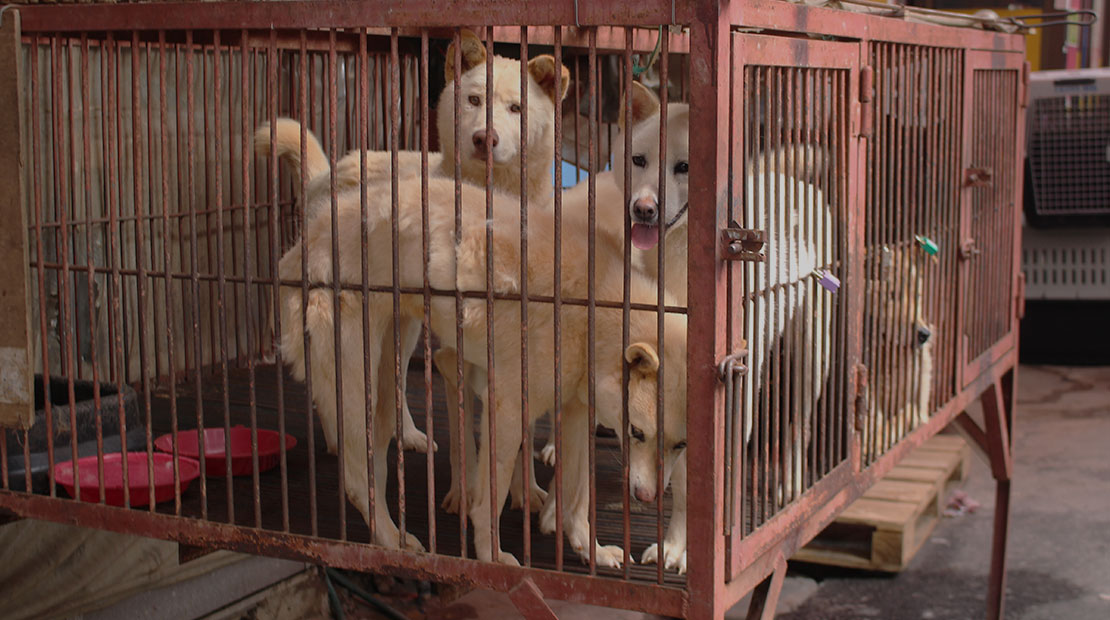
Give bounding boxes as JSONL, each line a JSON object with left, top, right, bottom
{"left": 0, "top": 2, "right": 1025, "bottom": 619}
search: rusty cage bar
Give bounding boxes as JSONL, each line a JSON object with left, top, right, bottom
{"left": 0, "top": 2, "right": 1026, "bottom": 618}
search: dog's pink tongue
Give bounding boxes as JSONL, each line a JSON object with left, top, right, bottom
{"left": 631, "top": 223, "right": 660, "bottom": 250}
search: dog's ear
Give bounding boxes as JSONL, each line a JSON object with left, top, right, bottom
{"left": 527, "top": 55, "right": 571, "bottom": 103}
{"left": 445, "top": 29, "right": 487, "bottom": 81}
{"left": 619, "top": 82, "right": 661, "bottom": 131}
{"left": 625, "top": 342, "right": 660, "bottom": 375}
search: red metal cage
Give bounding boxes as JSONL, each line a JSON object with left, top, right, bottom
{"left": 0, "top": 2, "right": 1024, "bottom": 618}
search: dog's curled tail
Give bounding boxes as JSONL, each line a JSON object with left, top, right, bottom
{"left": 254, "top": 118, "right": 329, "bottom": 181}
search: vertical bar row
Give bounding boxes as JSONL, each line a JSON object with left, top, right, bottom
{"left": 451, "top": 27, "right": 468, "bottom": 558}
{"left": 517, "top": 26, "right": 532, "bottom": 566}
{"left": 298, "top": 30, "right": 319, "bottom": 537}
{"left": 358, "top": 26, "right": 376, "bottom": 548}
{"left": 654, "top": 29, "right": 669, "bottom": 585}
{"left": 619, "top": 25, "right": 633, "bottom": 575}
{"left": 240, "top": 30, "right": 262, "bottom": 528}
{"left": 185, "top": 30, "right": 209, "bottom": 518}
{"left": 418, "top": 28, "right": 435, "bottom": 554}
{"left": 551, "top": 24, "right": 564, "bottom": 571}
{"left": 326, "top": 27, "right": 347, "bottom": 541}
{"left": 157, "top": 30, "right": 181, "bottom": 514}
{"left": 483, "top": 25, "right": 498, "bottom": 563}
{"left": 389, "top": 26, "right": 406, "bottom": 550}
{"left": 585, "top": 25, "right": 597, "bottom": 574}
{"left": 267, "top": 29, "right": 291, "bottom": 533}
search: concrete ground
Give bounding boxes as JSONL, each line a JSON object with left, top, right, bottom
{"left": 775, "top": 364, "right": 1110, "bottom": 620}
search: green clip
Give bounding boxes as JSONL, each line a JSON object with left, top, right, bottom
{"left": 632, "top": 27, "right": 664, "bottom": 77}
{"left": 915, "top": 235, "right": 939, "bottom": 256}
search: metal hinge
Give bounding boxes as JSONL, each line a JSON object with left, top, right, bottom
{"left": 853, "top": 363, "right": 869, "bottom": 431}
{"left": 859, "top": 65, "right": 874, "bottom": 139}
{"left": 721, "top": 220, "right": 765, "bottom": 262}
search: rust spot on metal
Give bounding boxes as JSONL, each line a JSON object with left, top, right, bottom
{"left": 964, "top": 167, "right": 993, "bottom": 187}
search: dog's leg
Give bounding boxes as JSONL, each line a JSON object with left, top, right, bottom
{"left": 437, "top": 355, "right": 543, "bottom": 515}
{"left": 558, "top": 403, "right": 625, "bottom": 569}
{"left": 435, "top": 348, "right": 478, "bottom": 514}
{"left": 304, "top": 289, "right": 340, "bottom": 455}
{"left": 641, "top": 454, "right": 687, "bottom": 574}
{"left": 539, "top": 404, "right": 588, "bottom": 535}
{"left": 539, "top": 436, "right": 557, "bottom": 467}
{"left": 509, "top": 444, "right": 547, "bottom": 513}
{"left": 397, "top": 317, "right": 437, "bottom": 453}
{"left": 368, "top": 308, "right": 424, "bottom": 552}
{"left": 469, "top": 391, "right": 523, "bottom": 566}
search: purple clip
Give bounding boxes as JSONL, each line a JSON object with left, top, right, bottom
{"left": 814, "top": 269, "right": 840, "bottom": 293}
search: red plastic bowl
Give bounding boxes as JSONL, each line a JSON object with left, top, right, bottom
{"left": 154, "top": 426, "right": 297, "bottom": 477}
{"left": 54, "top": 452, "right": 201, "bottom": 507}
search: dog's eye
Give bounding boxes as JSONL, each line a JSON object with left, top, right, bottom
{"left": 509, "top": 103, "right": 521, "bottom": 113}
{"left": 631, "top": 155, "right": 647, "bottom": 168}
{"left": 673, "top": 441, "right": 687, "bottom": 451}
{"left": 467, "top": 95, "right": 481, "bottom": 106}
{"left": 630, "top": 426, "right": 645, "bottom": 442}
{"left": 674, "top": 161, "right": 689, "bottom": 174}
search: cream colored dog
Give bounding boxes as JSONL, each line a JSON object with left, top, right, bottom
{"left": 861, "top": 254, "right": 935, "bottom": 461}
{"left": 281, "top": 167, "right": 686, "bottom": 565}
{"left": 562, "top": 84, "right": 834, "bottom": 574}
{"left": 258, "top": 29, "right": 570, "bottom": 516}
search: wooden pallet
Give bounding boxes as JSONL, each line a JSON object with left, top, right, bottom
{"left": 793, "top": 434, "right": 971, "bottom": 572}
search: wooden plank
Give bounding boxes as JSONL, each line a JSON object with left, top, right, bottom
{"left": 837, "top": 498, "right": 921, "bottom": 530}
{"left": 0, "top": 9, "right": 33, "bottom": 430}
{"left": 792, "top": 546, "right": 876, "bottom": 570}
{"left": 885, "top": 464, "right": 942, "bottom": 484}
{"left": 921, "top": 434, "right": 970, "bottom": 452}
{"left": 896, "top": 452, "right": 960, "bottom": 471}
{"left": 861, "top": 480, "right": 936, "bottom": 505}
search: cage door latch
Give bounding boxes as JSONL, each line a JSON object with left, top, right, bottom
{"left": 717, "top": 349, "right": 749, "bottom": 382}
{"left": 721, "top": 221, "right": 766, "bottom": 262}
{"left": 959, "top": 238, "right": 981, "bottom": 261}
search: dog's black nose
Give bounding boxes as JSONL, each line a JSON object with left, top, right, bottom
{"left": 916, "top": 325, "right": 932, "bottom": 346}
{"left": 472, "top": 128, "right": 499, "bottom": 153}
{"left": 632, "top": 198, "right": 657, "bottom": 223}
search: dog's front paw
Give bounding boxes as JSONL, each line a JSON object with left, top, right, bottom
{"left": 568, "top": 530, "right": 625, "bottom": 569}
{"left": 538, "top": 500, "right": 558, "bottom": 534}
{"left": 595, "top": 544, "right": 628, "bottom": 569}
{"left": 497, "top": 550, "right": 521, "bottom": 566}
{"left": 538, "top": 442, "right": 557, "bottom": 467}
{"left": 511, "top": 482, "right": 548, "bottom": 512}
{"left": 441, "top": 484, "right": 462, "bottom": 514}
{"left": 400, "top": 532, "right": 426, "bottom": 553}
{"left": 400, "top": 426, "right": 437, "bottom": 453}
{"left": 641, "top": 541, "right": 687, "bottom": 574}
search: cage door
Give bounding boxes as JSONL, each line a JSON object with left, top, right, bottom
{"left": 725, "top": 32, "right": 860, "bottom": 579}
{"left": 958, "top": 51, "right": 1025, "bottom": 388}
